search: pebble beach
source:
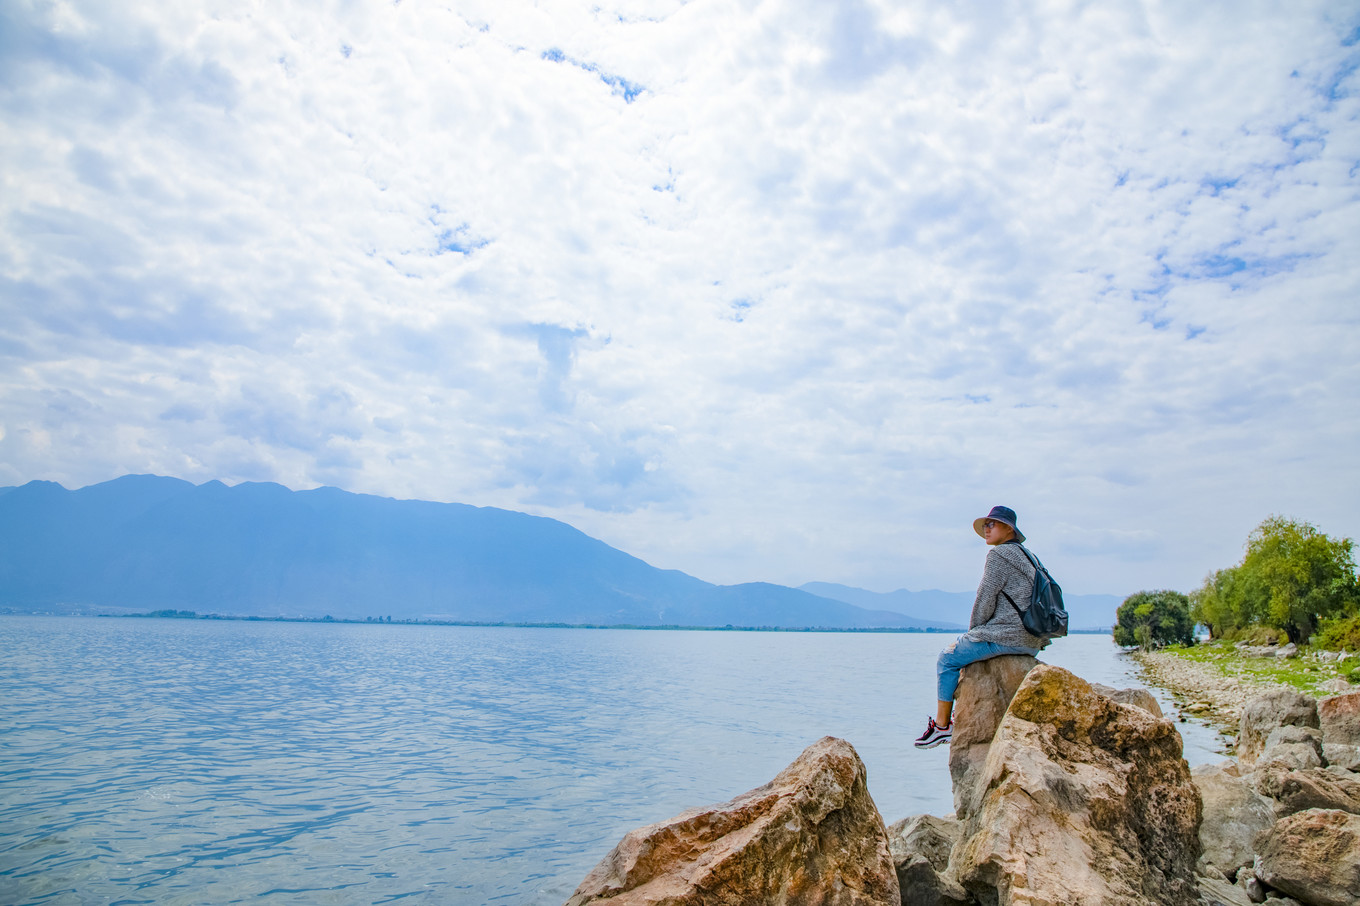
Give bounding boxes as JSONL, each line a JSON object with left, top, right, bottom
{"left": 1131, "top": 646, "right": 1356, "bottom": 747}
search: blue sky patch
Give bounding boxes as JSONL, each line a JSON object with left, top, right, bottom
{"left": 541, "top": 47, "right": 645, "bottom": 103}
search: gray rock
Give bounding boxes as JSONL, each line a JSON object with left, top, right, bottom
{"left": 1237, "top": 872, "right": 1267, "bottom": 903}
{"left": 1253, "top": 742, "right": 1323, "bottom": 773}
{"left": 1257, "top": 808, "right": 1360, "bottom": 906}
{"left": 1323, "top": 746, "right": 1360, "bottom": 772}
{"left": 1254, "top": 725, "right": 1324, "bottom": 772}
{"left": 1192, "top": 762, "right": 1275, "bottom": 875}
{"left": 895, "top": 854, "right": 971, "bottom": 906}
{"left": 1238, "top": 690, "right": 1319, "bottom": 767}
{"left": 1263, "top": 724, "right": 1322, "bottom": 752}
{"left": 886, "top": 815, "right": 969, "bottom": 906}
{"left": 1199, "top": 876, "right": 1253, "bottom": 906}
{"left": 886, "top": 814, "right": 960, "bottom": 873}
{"left": 1274, "top": 643, "right": 1298, "bottom": 659}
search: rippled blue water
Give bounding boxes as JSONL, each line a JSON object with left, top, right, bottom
{"left": 0, "top": 617, "right": 1225, "bottom": 905}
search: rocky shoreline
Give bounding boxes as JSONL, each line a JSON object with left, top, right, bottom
{"left": 563, "top": 656, "right": 1360, "bottom": 906}
{"left": 1133, "top": 647, "right": 1357, "bottom": 741}
{"left": 1133, "top": 649, "right": 1287, "bottom": 733}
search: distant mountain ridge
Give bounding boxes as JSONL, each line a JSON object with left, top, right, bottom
{"left": 0, "top": 475, "right": 964, "bottom": 629}
{"left": 800, "top": 582, "right": 1121, "bottom": 632}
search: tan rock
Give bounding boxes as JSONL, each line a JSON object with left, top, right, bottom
{"left": 947, "top": 653, "right": 1037, "bottom": 820}
{"left": 1237, "top": 689, "right": 1318, "bottom": 767}
{"left": 1257, "top": 808, "right": 1360, "bottom": 906}
{"left": 563, "top": 736, "right": 899, "bottom": 906}
{"left": 1091, "top": 682, "right": 1164, "bottom": 717}
{"left": 951, "top": 664, "right": 1203, "bottom": 906}
{"left": 1319, "top": 690, "right": 1360, "bottom": 747}
{"left": 1252, "top": 765, "right": 1360, "bottom": 816}
{"left": 1191, "top": 761, "right": 1275, "bottom": 875}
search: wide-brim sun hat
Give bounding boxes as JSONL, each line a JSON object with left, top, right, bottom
{"left": 973, "top": 505, "right": 1025, "bottom": 543}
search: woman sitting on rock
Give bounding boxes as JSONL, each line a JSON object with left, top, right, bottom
{"left": 914, "top": 506, "right": 1045, "bottom": 750}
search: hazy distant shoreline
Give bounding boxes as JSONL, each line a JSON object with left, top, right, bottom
{"left": 3, "top": 609, "right": 1113, "bottom": 634}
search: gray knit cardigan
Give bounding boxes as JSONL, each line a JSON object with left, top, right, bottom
{"left": 963, "top": 542, "right": 1045, "bottom": 650}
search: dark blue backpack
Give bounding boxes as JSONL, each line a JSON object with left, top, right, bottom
{"left": 1000, "top": 545, "right": 1069, "bottom": 641}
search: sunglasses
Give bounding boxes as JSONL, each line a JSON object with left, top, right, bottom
{"left": 983, "top": 520, "right": 1002, "bottom": 530}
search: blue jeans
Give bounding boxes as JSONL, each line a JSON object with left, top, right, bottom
{"left": 936, "top": 637, "right": 1039, "bottom": 703}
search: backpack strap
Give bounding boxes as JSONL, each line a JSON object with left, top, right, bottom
{"left": 999, "top": 544, "right": 1040, "bottom": 586}
{"left": 1014, "top": 543, "right": 1043, "bottom": 572}
{"left": 998, "top": 544, "right": 1039, "bottom": 616}
{"left": 1000, "top": 589, "right": 1026, "bottom": 616}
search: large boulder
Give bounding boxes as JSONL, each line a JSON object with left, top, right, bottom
{"left": 1190, "top": 762, "right": 1275, "bottom": 877}
{"left": 947, "top": 654, "right": 1038, "bottom": 820}
{"left": 1237, "top": 689, "right": 1318, "bottom": 767}
{"left": 1323, "top": 743, "right": 1360, "bottom": 772}
{"left": 1256, "top": 808, "right": 1360, "bottom": 906}
{"left": 951, "top": 665, "right": 1203, "bottom": 906}
{"left": 1319, "top": 691, "right": 1360, "bottom": 746}
{"left": 564, "top": 736, "right": 899, "bottom": 906}
{"left": 1254, "top": 725, "right": 1324, "bottom": 773}
{"left": 886, "top": 815, "right": 968, "bottom": 906}
{"left": 1252, "top": 765, "right": 1360, "bottom": 816}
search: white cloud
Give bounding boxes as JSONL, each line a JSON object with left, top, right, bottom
{"left": 2, "top": 0, "right": 1358, "bottom": 598}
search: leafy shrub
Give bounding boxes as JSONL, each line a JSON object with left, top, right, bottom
{"left": 1227, "top": 625, "right": 1289, "bottom": 646}
{"left": 1317, "top": 614, "right": 1360, "bottom": 652}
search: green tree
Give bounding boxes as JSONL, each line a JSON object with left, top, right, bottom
{"left": 1189, "top": 567, "right": 1258, "bottom": 639}
{"left": 1114, "top": 590, "right": 1195, "bottom": 649}
{"left": 1236, "top": 516, "right": 1359, "bottom": 645}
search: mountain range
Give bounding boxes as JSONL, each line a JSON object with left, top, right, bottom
{"left": 0, "top": 475, "right": 1118, "bottom": 630}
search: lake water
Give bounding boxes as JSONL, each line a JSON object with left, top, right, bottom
{"left": 0, "top": 617, "right": 1227, "bottom": 905}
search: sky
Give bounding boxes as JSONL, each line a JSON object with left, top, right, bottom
{"left": 2, "top": 0, "right": 1358, "bottom": 599}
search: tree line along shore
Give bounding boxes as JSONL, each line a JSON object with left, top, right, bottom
{"left": 1111, "top": 516, "right": 1359, "bottom": 739}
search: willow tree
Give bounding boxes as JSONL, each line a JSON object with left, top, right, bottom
{"left": 1189, "top": 567, "right": 1246, "bottom": 639}
{"left": 1239, "top": 517, "right": 1359, "bottom": 644}
{"left": 1194, "top": 517, "right": 1359, "bottom": 645}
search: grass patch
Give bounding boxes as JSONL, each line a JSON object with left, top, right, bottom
{"left": 1159, "top": 640, "right": 1359, "bottom": 697}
